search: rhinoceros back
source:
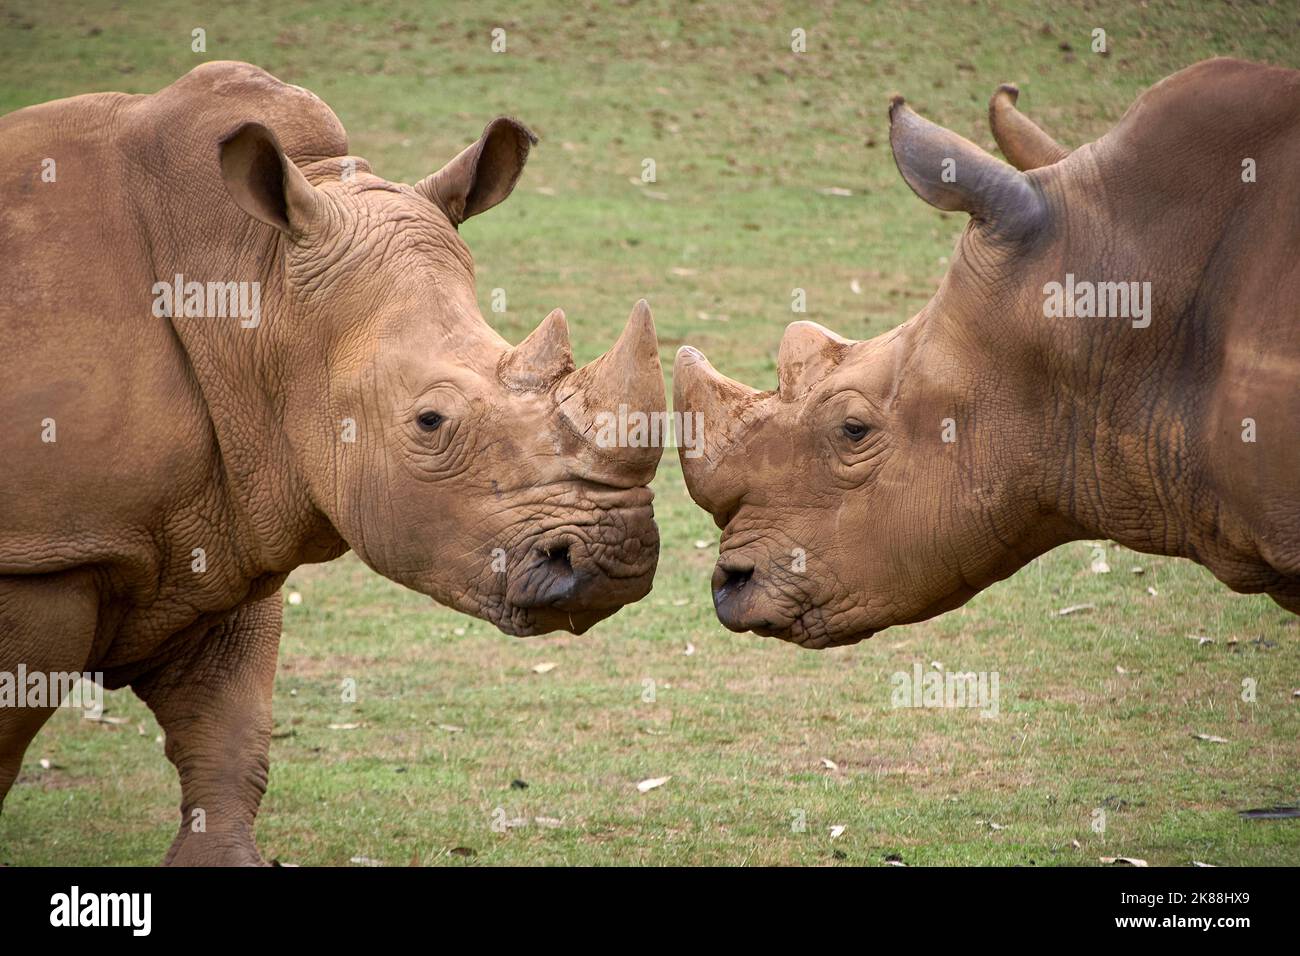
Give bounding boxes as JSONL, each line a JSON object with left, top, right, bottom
{"left": 0, "top": 62, "right": 346, "bottom": 574}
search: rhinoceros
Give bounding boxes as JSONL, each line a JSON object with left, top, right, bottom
{"left": 0, "top": 61, "right": 665, "bottom": 864}
{"left": 675, "top": 57, "right": 1299, "bottom": 648}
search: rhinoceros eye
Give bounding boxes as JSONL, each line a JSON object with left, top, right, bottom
{"left": 417, "top": 410, "right": 445, "bottom": 432}
{"left": 842, "top": 420, "right": 869, "bottom": 441}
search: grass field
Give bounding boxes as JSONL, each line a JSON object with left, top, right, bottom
{"left": 1, "top": 0, "right": 1297, "bottom": 866}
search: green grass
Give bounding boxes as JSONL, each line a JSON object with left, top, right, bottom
{"left": 1, "top": 0, "right": 1298, "bottom": 866}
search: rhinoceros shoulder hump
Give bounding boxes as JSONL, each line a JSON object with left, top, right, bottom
{"left": 124, "top": 60, "right": 349, "bottom": 168}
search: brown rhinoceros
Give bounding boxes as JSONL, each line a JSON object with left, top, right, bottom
{"left": 675, "top": 58, "right": 1300, "bottom": 648}
{"left": 0, "top": 61, "right": 665, "bottom": 864}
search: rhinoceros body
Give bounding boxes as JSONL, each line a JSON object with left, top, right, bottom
{"left": 676, "top": 58, "right": 1299, "bottom": 648}
{"left": 0, "top": 62, "right": 665, "bottom": 863}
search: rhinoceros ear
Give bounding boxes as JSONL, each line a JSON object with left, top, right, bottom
{"left": 415, "top": 117, "right": 537, "bottom": 226}
{"left": 219, "top": 122, "right": 322, "bottom": 237}
{"left": 888, "top": 96, "right": 1045, "bottom": 240}
{"left": 988, "top": 84, "right": 1070, "bottom": 171}
{"left": 778, "top": 321, "right": 853, "bottom": 400}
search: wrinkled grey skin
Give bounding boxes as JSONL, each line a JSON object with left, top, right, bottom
{"left": 0, "top": 61, "right": 665, "bottom": 863}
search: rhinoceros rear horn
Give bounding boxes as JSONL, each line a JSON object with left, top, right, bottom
{"left": 988, "top": 84, "right": 1071, "bottom": 171}
{"left": 416, "top": 117, "right": 537, "bottom": 226}
{"left": 888, "top": 96, "right": 1046, "bottom": 240}
{"left": 500, "top": 308, "right": 576, "bottom": 390}
{"left": 556, "top": 300, "right": 665, "bottom": 470}
{"left": 778, "top": 321, "right": 854, "bottom": 400}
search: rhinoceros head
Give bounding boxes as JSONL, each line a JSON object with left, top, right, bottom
{"left": 218, "top": 119, "right": 665, "bottom": 636}
{"left": 675, "top": 91, "right": 1078, "bottom": 648}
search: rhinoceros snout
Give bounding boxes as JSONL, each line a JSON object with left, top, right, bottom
{"left": 711, "top": 553, "right": 778, "bottom": 633}
{"left": 503, "top": 507, "right": 660, "bottom": 628}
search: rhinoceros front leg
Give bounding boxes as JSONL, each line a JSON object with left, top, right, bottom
{"left": 0, "top": 570, "right": 99, "bottom": 808}
{"left": 133, "top": 594, "right": 282, "bottom": 866}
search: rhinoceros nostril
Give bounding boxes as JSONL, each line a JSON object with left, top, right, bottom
{"left": 711, "top": 556, "right": 755, "bottom": 597}
{"left": 542, "top": 543, "right": 572, "bottom": 574}
{"left": 721, "top": 567, "right": 751, "bottom": 592}
{"left": 537, "top": 544, "right": 578, "bottom": 602}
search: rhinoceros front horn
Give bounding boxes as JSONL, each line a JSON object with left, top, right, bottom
{"left": 500, "top": 308, "right": 576, "bottom": 390}
{"left": 556, "top": 300, "right": 666, "bottom": 480}
{"left": 672, "top": 346, "right": 763, "bottom": 518}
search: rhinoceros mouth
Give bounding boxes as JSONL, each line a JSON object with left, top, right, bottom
{"left": 732, "top": 603, "right": 876, "bottom": 650}
{"left": 488, "top": 603, "right": 617, "bottom": 638}
{"left": 711, "top": 549, "right": 878, "bottom": 649}
{"left": 779, "top": 613, "right": 877, "bottom": 650}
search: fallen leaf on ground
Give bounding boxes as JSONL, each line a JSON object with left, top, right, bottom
{"left": 86, "top": 713, "right": 130, "bottom": 725}
{"left": 1057, "top": 603, "right": 1095, "bottom": 616}
{"left": 637, "top": 776, "right": 672, "bottom": 793}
